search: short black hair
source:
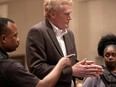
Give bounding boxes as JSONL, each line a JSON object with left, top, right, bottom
{"left": 98, "top": 33, "right": 116, "bottom": 57}
{"left": 0, "top": 17, "right": 15, "bottom": 35}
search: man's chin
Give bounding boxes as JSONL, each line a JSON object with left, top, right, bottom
{"left": 7, "top": 48, "right": 17, "bottom": 52}
{"left": 65, "top": 24, "right": 69, "bottom": 28}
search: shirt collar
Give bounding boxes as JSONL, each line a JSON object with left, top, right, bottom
{"left": 0, "top": 47, "right": 9, "bottom": 60}
{"left": 50, "top": 22, "right": 67, "bottom": 38}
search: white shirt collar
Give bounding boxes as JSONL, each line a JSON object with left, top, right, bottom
{"left": 50, "top": 22, "right": 67, "bottom": 38}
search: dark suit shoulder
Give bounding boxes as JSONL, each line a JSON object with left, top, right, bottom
{"left": 67, "top": 29, "right": 73, "bottom": 34}
{"left": 31, "top": 21, "right": 46, "bottom": 30}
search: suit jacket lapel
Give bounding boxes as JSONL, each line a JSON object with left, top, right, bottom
{"left": 45, "top": 19, "right": 64, "bottom": 56}
{"left": 63, "top": 33, "right": 72, "bottom": 55}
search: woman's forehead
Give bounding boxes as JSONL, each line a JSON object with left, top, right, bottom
{"left": 105, "top": 45, "right": 116, "bottom": 51}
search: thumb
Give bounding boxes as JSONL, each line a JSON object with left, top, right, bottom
{"left": 78, "top": 58, "right": 86, "bottom": 65}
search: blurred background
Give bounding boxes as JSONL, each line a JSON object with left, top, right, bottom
{"left": 1, "top": 0, "right": 116, "bottom": 87}
{"left": 0, "top": 0, "right": 116, "bottom": 74}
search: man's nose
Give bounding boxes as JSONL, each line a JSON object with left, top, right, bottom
{"left": 68, "top": 15, "right": 72, "bottom": 20}
{"left": 108, "top": 55, "right": 114, "bottom": 60}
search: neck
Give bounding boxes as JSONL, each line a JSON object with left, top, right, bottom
{"left": 111, "top": 67, "right": 116, "bottom": 72}
{"left": 108, "top": 66, "right": 116, "bottom": 72}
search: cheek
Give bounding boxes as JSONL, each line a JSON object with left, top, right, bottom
{"left": 10, "top": 38, "right": 18, "bottom": 45}
{"left": 58, "top": 15, "right": 66, "bottom": 21}
{"left": 104, "top": 58, "right": 108, "bottom": 61}
{"left": 114, "top": 58, "right": 116, "bottom": 62}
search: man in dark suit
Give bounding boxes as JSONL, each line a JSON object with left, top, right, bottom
{"left": 26, "top": 0, "right": 103, "bottom": 87}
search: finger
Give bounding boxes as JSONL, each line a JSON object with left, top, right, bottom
{"left": 78, "top": 58, "right": 86, "bottom": 64}
{"left": 84, "top": 72, "right": 100, "bottom": 77}
{"left": 66, "top": 54, "right": 76, "bottom": 58}
{"left": 84, "top": 64, "right": 103, "bottom": 70}
{"left": 85, "top": 61, "right": 95, "bottom": 65}
{"left": 84, "top": 68, "right": 100, "bottom": 72}
{"left": 84, "top": 66, "right": 104, "bottom": 74}
{"left": 90, "top": 64, "right": 103, "bottom": 70}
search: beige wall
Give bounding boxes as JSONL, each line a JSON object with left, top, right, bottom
{"left": 0, "top": 0, "right": 116, "bottom": 65}
{"left": 72, "top": 0, "right": 116, "bottom": 64}
{"left": 0, "top": 0, "right": 44, "bottom": 56}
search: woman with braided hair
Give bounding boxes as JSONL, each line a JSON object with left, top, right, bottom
{"left": 82, "top": 34, "right": 116, "bottom": 87}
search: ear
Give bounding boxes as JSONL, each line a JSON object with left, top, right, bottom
{"left": 1, "top": 34, "right": 6, "bottom": 43}
{"left": 49, "top": 10, "right": 56, "bottom": 19}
